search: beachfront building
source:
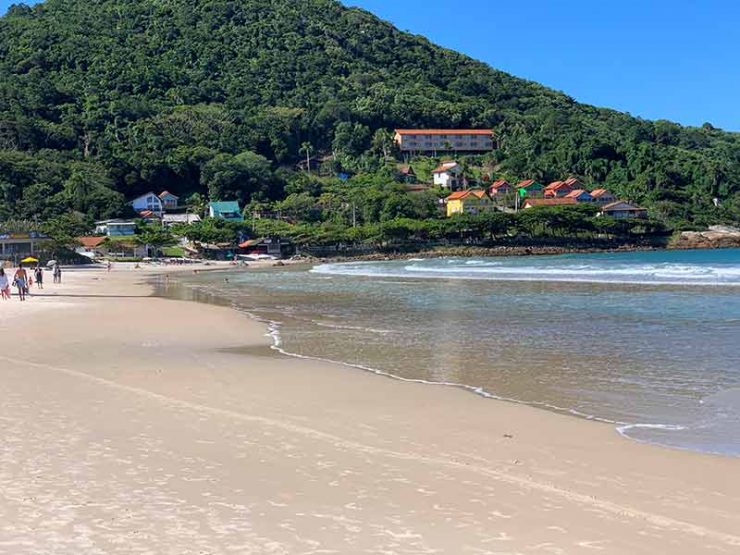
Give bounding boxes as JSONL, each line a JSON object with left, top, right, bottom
{"left": 445, "top": 190, "right": 494, "bottom": 217}
{"left": 75, "top": 236, "right": 108, "bottom": 259}
{"left": 523, "top": 198, "right": 578, "bottom": 209}
{"left": 590, "top": 189, "right": 617, "bottom": 204}
{"left": 159, "top": 191, "right": 180, "bottom": 211}
{"left": 517, "top": 179, "right": 544, "bottom": 197}
{"left": 394, "top": 129, "right": 494, "bottom": 153}
{"left": 0, "top": 231, "right": 48, "bottom": 259}
{"left": 95, "top": 219, "right": 137, "bottom": 237}
{"left": 209, "top": 201, "right": 244, "bottom": 222}
{"left": 599, "top": 201, "right": 648, "bottom": 219}
{"left": 564, "top": 189, "right": 594, "bottom": 203}
{"left": 131, "top": 192, "right": 164, "bottom": 216}
{"left": 432, "top": 162, "right": 463, "bottom": 190}
{"left": 488, "top": 179, "right": 512, "bottom": 197}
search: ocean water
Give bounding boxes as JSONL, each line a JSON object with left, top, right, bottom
{"left": 175, "top": 249, "right": 740, "bottom": 456}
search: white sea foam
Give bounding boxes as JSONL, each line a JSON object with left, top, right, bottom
{"left": 312, "top": 260, "right": 740, "bottom": 286}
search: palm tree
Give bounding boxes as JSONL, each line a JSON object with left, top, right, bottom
{"left": 299, "top": 142, "right": 313, "bottom": 175}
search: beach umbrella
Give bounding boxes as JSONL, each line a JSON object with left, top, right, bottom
{"left": 21, "top": 256, "right": 39, "bottom": 264}
{"left": 47, "top": 259, "right": 57, "bottom": 268}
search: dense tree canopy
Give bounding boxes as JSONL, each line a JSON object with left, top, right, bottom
{"left": 0, "top": 0, "right": 738, "bottom": 227}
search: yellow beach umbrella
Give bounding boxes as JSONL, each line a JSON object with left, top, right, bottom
{"left": 21, "top": 256, "right": 39, "bottom": 264}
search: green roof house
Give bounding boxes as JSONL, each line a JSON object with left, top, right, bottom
{"left": 209, "top": 201, "right": 244, "bottom": 222}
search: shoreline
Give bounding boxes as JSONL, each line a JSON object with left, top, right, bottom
{"left": 157, "top": 266, "right": 739, "bottom": 458}
{"left": 2, "top": 265, "right": 740, "bottom": 553}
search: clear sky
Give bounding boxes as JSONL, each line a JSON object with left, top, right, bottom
{"left": 1, "top": 0, "right": 738, "bottom": 131}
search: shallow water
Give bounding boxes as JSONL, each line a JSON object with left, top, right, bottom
{"left": 174, "top": 249, "right": 740, "bottom": 456}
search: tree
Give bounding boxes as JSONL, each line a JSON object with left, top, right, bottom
{"left": 299, "top": 142, "right": 314, "bottom": 175}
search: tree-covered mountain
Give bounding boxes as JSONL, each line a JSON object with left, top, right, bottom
{"left": 0, "top": 0, "right": 738, "bottom": 226}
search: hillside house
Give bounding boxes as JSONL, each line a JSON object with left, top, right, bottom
{"left": 544, "top": 180, "right": 576, "bottom": 198}
{"left": 517, "top": 179, "right": 544, "bottom": 197}
{"left": 564, "top": 189, "right": 593, "bottom": 203}
{"left": 397, "top": 165, "right": 417, "bottom": 184}
{"left": 209, "top": 201, "right": 244, "bottom": 222}
{"left": 159, "top": 191, "right": 180, "bottom": 211}
{"left": 564, "top": 177, "right": 585, "bottom": 190}
{"left": 590, "top": 189, "right": 617, "bottom": 204}
{"left": 394, "top": 129, "right": 494, "bottom": 152}
{"left": 432, "top": 162, "right": 464, "bottom": 190}
{"left": 95, "top": 220, "right": 137, "bottom": 237}
{"left": 600, "top": 201, "right": 647, "bottom": 219}
{"left": 162, "top": 213, "right": 202, "bottom": 227}
{"left": 523, "top": 198, "right": 578, "bottom": 209}
{"left": 446, "top": 190, "right": 494, "bottom": 217}
{"left": 488, "top": 179, "right": 512, "bottom": 196}
{"left": 131, "top": 192, "right": 164, "bottom": 216}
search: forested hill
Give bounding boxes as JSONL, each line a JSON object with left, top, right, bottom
{"left": 0, "top": 0, "right": 738, "bottom": 225}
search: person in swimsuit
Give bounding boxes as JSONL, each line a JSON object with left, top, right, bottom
{"left": 34, "top": 266, "right": 44, "bottom": 289}
{"left": 0, "top": 268, "right": 10, "bottom": 300}
{"left": 14, "top": 266, "right": 28, "bottom": 301}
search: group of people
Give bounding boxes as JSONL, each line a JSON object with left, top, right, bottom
{"left": 0, "top": 263, "right": 61, "bottom": 301}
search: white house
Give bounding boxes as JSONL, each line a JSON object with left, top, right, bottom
{"left": 432, "top": 162, "right": 463, "bottom": 190}
{"left": 131, "top": 192, "right": 164, "bottom": 215}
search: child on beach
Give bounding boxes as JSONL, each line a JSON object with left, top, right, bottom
{"left": 0, "top": 268, "right": 10, "bottom": 300}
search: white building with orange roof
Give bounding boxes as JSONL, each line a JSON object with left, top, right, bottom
{"left": 432, "top": 161, "right": 463, "bottom": 190}
{"left": 393, "top": 129, "right": 494, "bottom": 152}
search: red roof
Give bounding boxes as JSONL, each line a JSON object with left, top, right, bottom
{"left": 524, "top": 198, "right": 577, "bottom": 207}
{"left": 517, "top": 179, "right": 538, "bottom": 188}
{"left": 78, "top": 236, "right": 107, "bottom": 248}
{"left": 395, "top": 129, "right": 493, "bottom": 136}
{"left": 446, "top": 190, "right": 488, "bottom": 201}
{"left": 565, "top": 189, "right": 591, "bottom": 199}
{"left": 564, "top": 177, "right": 583, "bottom": 187}
{"left": 545, "top": 180, "right": 567, "bottom": 191}
{"left": 590, "top": 188, "right": 612, "bottom": 198}
{"left": 432, "top": 162, "right": 459, "bottom": 173}
{"left": 491, "top": 179, "right": 510, "bottom": 188}
{"left": 158, "top": 190, "right": 179, "bottom": 199}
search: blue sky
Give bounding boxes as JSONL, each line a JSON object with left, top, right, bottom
{"left": 2, "top": 0, "right": 738, "bottom": 130}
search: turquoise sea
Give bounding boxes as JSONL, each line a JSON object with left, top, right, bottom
{"left": 178, "top": 248, "right": 740, "bottom": 456}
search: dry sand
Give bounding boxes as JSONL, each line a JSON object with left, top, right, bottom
{"left": 0, "top": 265, "right": 739, "bottom": 554}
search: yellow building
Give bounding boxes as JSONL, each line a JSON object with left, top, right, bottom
{"left": 445, "top": 190, "right": 494, "bottom": 217}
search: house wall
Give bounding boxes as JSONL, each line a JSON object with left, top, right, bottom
{"left": 132, "top": 194, "right": 163, "bottom": 214}
{"left": 434, "top": 172, "right": 460, "bottom": 189}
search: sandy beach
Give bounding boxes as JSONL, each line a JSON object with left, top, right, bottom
{"left": 0, "top": 265, "right": 739, "bottom": 554}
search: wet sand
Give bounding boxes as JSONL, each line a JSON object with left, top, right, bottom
{"left": 0, "top": 265, "right": 739, "bottom": 554}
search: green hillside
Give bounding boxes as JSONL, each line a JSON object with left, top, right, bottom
{"left": 0, "top": 0, "right": 738, "bottom": 227}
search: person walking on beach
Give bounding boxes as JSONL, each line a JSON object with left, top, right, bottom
{"left": 106, "top": 260, "right": 112, "bottom": 272}
{"left": 0, "top": 268, "right": 10, "bottom": 300}
{"left": 34, "top": 265, "right": 44, "bottom": 289}
{"left": 13, "top": 265, "right": 28, "bottom": 301}
{"left": 53, "top": 263, "right": 62, "bottom": 284}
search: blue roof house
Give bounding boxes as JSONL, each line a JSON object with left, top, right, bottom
{"left": 209, "top": 201, "right": 244, "bottom": 222}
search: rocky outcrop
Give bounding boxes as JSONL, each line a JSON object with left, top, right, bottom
{"left": 671, "top": 226, "right": 740, "bottom": 249}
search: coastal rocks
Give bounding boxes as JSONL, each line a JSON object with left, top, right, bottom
{"left": 671, "top": 226, "right": 740, "bottom": 250}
